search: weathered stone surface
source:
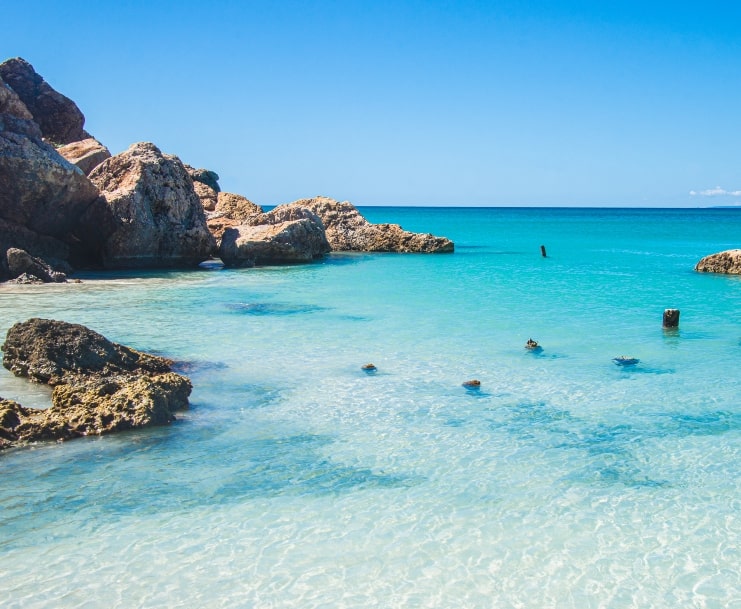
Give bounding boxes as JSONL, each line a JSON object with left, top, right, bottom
{"left": 6, "top": 247, "right": 66, "bottom": 283}
{"left": 0, "top": 76, "right": 32, "bottom": 119}
{"left": 184, "top": 164, "right": 220, "bottom": 193}
{"left": 0, "top": 58, "right": 86, "bottom": 145}
{"left": 194, "top": 180, "right": 218, "bottom": 211}
{"left": 88, "top": 142, "right": 217, "bottom": 268}
{"left": 57, "top": 137, "right": 111, "bottom": 175}
{"left": 206, "top": 192, "right": 264, "bottom": 241}
{"left": 0, "top": 113, "right": 100, "bottom": 238}
{"left": 0, "top": 319, "right": 191, "bottom": 450}
{"left": 219, "top": 214, "right": 330, "bottom": 267}
{"left": 695, "top": 249, "right": 741, "bottom": 274}
{"left": 287, "top": 196, "right": 454, "bottom": 253}
{"left": 0, "top": 217, "right": 71, "bottom": 281}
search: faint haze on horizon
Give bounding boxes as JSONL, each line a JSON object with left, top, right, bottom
{"left": 3, "top": 0, "right": 740, "bottom": 209}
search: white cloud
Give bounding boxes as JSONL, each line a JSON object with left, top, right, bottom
{"left": 690, "top": 186, "right": 741, "bottom": 197}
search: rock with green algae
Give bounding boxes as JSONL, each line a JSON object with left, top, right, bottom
{"left": 0, "top": 318, "right": 191, "bottom": 451}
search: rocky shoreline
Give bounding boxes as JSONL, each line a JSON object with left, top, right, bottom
{"left": 1, "top": 56, "right": 453, "bottom": 284}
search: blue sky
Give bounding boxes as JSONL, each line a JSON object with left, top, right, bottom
{"left": 3, "top": 1, "right": 740, "bottom": 207}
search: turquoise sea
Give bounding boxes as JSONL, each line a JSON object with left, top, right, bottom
{"left": 1, "top": 207, "right": 740, "bottom": 609}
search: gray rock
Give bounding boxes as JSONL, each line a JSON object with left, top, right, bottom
{"left": 6, "top": 247, "right": 66, "bottom": 282}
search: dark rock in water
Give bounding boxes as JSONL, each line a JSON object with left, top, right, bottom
{"left": 462, "top": 379, "right": 481, "bottom": 389}
{"left": 2, "top": 318, "right": 172, "bottom": 384}
{"left": 0, "top": 318, "right": 191, "bottom": 450}
{"left": 227, "top": 302, "right": 325, "bottom": 316}
{"left": 6, "top": 247, "right": 66, "bottom": 283}
{"left": 361, "top": 363, "right": 377, "bottom": 373}
{"left": 88, "top": 142, "right": 217, "bottom": 269}
{"left": 0, "top": 57, "right": 87, "bottom": 145}
{"left": 613, "top": 356, "right": 639, "bottom": 367}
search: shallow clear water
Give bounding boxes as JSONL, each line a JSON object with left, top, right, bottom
{"left": 1, "top": 207, "right": 740, "bottom": 608}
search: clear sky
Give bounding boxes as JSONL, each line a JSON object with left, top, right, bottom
{"left": 3, "top": 1, "right": 740, "bottom": 207}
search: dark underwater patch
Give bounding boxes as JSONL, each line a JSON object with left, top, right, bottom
{"left": 226, "top": 302, "right": 327, "bottom": 315}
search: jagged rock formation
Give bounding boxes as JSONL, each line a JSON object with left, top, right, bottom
{"left": 206, "top": 192, "right": 264, "bottom": 241}
{"left": 287, "top": 196, "right": 454, "bottom": 253}
{"left": 695, "top": 249, "right": 741, "bottom": 274}
{"left": 5, "top": 248, "right": 67, "bottom": 283}
{"left": 219, "top": 205, "right": 330, "bottom": 266}
{"left": 0, "top": 58, "right": 87, "bottom": 145}
{"left": 0, "top": 318, "right": 191, "bottom": 450}
{"left": 57, "top": 137, "right": 111, "bottom": 175}
{"left": 89, "top": 142, "right": 217, "bottom": 268}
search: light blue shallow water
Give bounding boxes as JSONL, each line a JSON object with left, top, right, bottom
{"left": 1, "top": 207, "right": 740, "bottom": 608}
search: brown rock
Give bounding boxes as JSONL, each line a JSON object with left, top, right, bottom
{"left": 194, "top": 180, "right": 218, "bottom": 211}
{"left": 0, "top": 217, "right": 71, "bottom": 281}
{"left": 0, "top": 319, "right": 192, "bottom": 450}
{"left": 89, "top": 142, "right": 217, "bottom": 268}
{"left": 206, "top": 192, "right": 264, "bottom": 241}
{"left": 0, "top": 114, "right": 100, "bottom": 238}
{"left": 0, "top": 57, "right": 86, "bottom": 145}
{"left": 184, "top": 165, "right": 220, "bottom": 193}
{"left": 287, "top": 196, "right": 454, "bottom": 253}
{"left": 57, "top": 137, "right": 111, "bottom": 175}
{"left": 695, "top": 249, "right": 741, "bottom": 274}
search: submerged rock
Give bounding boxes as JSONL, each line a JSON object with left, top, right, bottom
{"left": 288, "top": 196, "right": 454, "bottom": 253}
{"left": 695, "top": 249, "right": 741, "bottom": 275}
{"left": 0, "top": 318, "right": 191, "bottom": 450}
{"left": 89, "top": 142, "right": 217, "bottom": 269}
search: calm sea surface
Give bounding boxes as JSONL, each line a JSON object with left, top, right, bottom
{"left": 1, "top": 207, "right": 740, "bottom": 608}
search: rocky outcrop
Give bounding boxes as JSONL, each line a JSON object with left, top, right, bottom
{"left": 695, "top": 249, "right": 741, "bottom": 274}
{"left": 0, "top": 58, "right": 87, "bottom": 145}
{"left": 219, "top": 205, "right": 329, "bottom": 266}
{"left": 0, "top": 318, "right": 191, "bottom": 450}
{"left": 288, "top": 196, "right": 454, "bottom": 253}
{"left": 206, "top": 192, "right": 264, "bottom": 241}
{"left": 185, "top": 165, "right": 220, "bottom": 193}
{"left": 89, "top": 142, "right": 217, "bottom": 268}
{"left": 0, "top": 217, "right": 72, "bottom": 281}
{"left": 6, "top": 248, "right": 67, "bottom": 283}
{"left": 193, "top": 181, "right": 219, "bottom": 211}
{"left": 0, "top": 75, "right": 33, "bottom": 119}
{"left": 57, "top": 137, "right": 111, "bottom": 175}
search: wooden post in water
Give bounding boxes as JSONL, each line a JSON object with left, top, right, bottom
{"left": 540, "top": 245, "right": 547, "bottom": 258}
{"left": 663, "top": 308, "right": 680, "bottom": 329}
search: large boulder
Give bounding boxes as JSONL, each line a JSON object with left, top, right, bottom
{"left": 0, "top": 58, "right": 87, "bottom": 145}
{"left": 219, "top": 205, "right": 330, "bottom": 266}
{"left": 57, "top": 137, "right": 111, "bottom": 175}
{"left": 2, "top": 317, "right": 172, "bottom": 384}
{"left": 0, "top": 75, "right": 33, "bottom": 120}
{"left": 695, "top": 249, "right": 741, "bottom": 274}
{"left": 0, "top": 113, "right": 100, "bottom": 238}
{"left": 88, "top": 142, "right": 217, "bottom": 269}
{"left": 0, "top": 318, "right": 192, "bottom": 449}
{"left": 184, "top": 164, "right": 220, "bottom": 193}
{"left": 289, "top": 196, "right": 454, "bottom": 253}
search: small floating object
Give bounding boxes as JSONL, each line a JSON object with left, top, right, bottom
{"left": 613, "top": 356, "right": 640, "bottom": 366}
{"left": 525, "top": 338, "right": 540, "bottom": 350}
{"left": 361, "top": 363, "right": 377, "bottom": 373}
{"left": 462, "top": 379, "right": 481, "bottom": 389}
